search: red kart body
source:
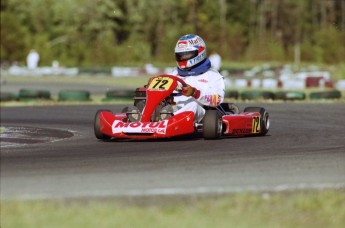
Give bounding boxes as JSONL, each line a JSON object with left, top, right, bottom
{"left": 98, "top": 111, "right": 195, "bottom": 139}
{"left": 95, "top": 75, "right": 269, "bottom": 140}
{"left": 222, "top": 112, "right": 261, "bottom": 135}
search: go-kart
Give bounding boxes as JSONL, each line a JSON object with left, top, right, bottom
{"left": 94, "top": 74, "right": 270, "bottom": 140}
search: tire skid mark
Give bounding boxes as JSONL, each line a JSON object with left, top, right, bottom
{"left": 0, "top": 126, "right": 74, "bottom": 148}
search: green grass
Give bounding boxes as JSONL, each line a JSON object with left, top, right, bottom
{"left": 0, "top": 127, "right": 5, "bottom": 134}
{"left": 3, "top": 75, "right": 151, "bottom": 88}
{"left": 1, "top": 190, "right": 345, "bottom": 228}
{"left": 321, "top": 63, "right": 345, "bottom": 81}
{"left": 0, "top": 94, "right": 134, "bottom": 107}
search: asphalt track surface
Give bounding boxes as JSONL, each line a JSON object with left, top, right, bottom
{"left": 1, "top": 103, "right": 345, "bottom": 200}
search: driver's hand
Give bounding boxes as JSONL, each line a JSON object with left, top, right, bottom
{"left": 182, "top": 85, "right": 199, "bottom": 98}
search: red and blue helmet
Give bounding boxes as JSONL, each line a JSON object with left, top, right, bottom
{"left": 175, "top": 34, "right": 206, "bottom": 71}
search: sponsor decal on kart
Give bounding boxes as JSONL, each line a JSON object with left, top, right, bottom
{"left": 232, "top": 128, "right": 251, "bottom": 134}
{"left": 252, "top": 116, "right": 261, "bottom": 133}
{"left": 112, "top": 120, "right": 169, "bottom": 134}
{"left": 148, "top": 77, "right": 174, "bottom": 90}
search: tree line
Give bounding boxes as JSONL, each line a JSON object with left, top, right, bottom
{"left": 1, "top": 0, "right": 345, "bottom": 67}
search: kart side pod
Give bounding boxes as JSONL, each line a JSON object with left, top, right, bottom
{"left": 222, "top": 107, "right": 269, "bottom": 136}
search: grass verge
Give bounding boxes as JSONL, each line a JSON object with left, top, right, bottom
{"left": 2, "top": 75, "right": 151, "bottom": 88}
{"left": 1, "top": 190, "right": 345, "bottom": 228}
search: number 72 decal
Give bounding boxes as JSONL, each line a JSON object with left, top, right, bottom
{"left": 252, "top": 116, "right": 261, "bottom": 133}
{"left": 148, "top": 77, "right": 174, "bottom": 90}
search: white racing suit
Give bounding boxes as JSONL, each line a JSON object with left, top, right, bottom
{"left": 171, "top": 67, "right": 225, "bottom": 123}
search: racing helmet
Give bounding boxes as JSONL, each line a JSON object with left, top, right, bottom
{"left": 175, "top": 34, "right": 206, "bottom": 71}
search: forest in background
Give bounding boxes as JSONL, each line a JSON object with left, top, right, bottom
{"left": 1, "top": 0, "right": 345, "bottom": 67}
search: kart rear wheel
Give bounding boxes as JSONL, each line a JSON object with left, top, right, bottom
{"left": 203, "top": 110, "right": 222, "bottom": 140}
{"left": 94, "top": 109, "right": 112, "bottom": 140}
{"left": 243, "top": 107, "right": 269, "bottom": 136}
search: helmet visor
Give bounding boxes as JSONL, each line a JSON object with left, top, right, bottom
{"left": 175, "top": 50, "right": 198, "bottom": 62}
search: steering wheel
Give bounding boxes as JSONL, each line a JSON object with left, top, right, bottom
{"left": 165, "top": 75, "right": 188, "bottom": 96}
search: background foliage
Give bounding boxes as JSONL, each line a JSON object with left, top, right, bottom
{"left": 1, "top": 0, "right": 345, "bottom": 66}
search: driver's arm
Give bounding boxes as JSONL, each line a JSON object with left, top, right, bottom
{"left": 196, "top": 73, "right": 225, "bottom": 107}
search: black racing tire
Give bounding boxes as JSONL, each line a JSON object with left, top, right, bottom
{"left": 241, "top": 90, "right": 275, "bottom": 100}
{"left": 226, "top": 90, "right": 239, "bottom": 99}
{"left": 18, "top": 89, "right": 51, "bottom": 100}
{"left": 243, "top": 107, "right": 269, "bottom": 136}
{"left": 274, "top": 91, "right": 306, "bottom": 100}
{"left": 203, "top": 110, "right": 222, "bottom": 140}
{"left": 58, "top": 90, "right": 91, "bottom": 101}
{"left": 94, "top": 109, "right": 112, "bottom": 140}
{"left": 309, "top": 90, "right": 341, "bottom": 99}
{"left": 0, "top": 92, "right": 18, "bottom": 102}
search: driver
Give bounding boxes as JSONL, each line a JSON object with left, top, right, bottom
{"left": 165, "top": 34, "right": 225, "bottom": 122}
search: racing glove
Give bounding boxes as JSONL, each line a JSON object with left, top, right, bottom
{"left": 182, "top": 85, "right": 200, "bottom": 99}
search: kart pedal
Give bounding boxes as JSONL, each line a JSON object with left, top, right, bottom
{"left": 160, "top": 105, "right": 174, "bottom": 120}
{"left": 126, "top": 106, "right": 141, "bottom": 122}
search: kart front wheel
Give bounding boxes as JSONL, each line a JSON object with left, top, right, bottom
{"left": 243, "top": 107, "right": 269, "bottom": 136}
{"left": 94, "top": 109, "right": 112, "bottom": 140}
{"left": 203, "top": 110, "right": 222, "bottom": 140}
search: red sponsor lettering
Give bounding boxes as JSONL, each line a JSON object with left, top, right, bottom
{"left": 129, "top": 122, "right": 141, "bottom": 128}
{"left": 115, "top": 122, "right": 130, "bottom": 128}
{"left": 115, "top": 121, "right": 167, "bottom": 128}
{"left": 112, "top": 120, "right": 168, "bottom": 134}
{"left": 149, "top": 122, "right": 159, "bottom": 128}
{"left": 142, "top": 122, "right": 150, "bottom": 128}
{"left": 159, "top": 121, "right": 167, "bottom": 128}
